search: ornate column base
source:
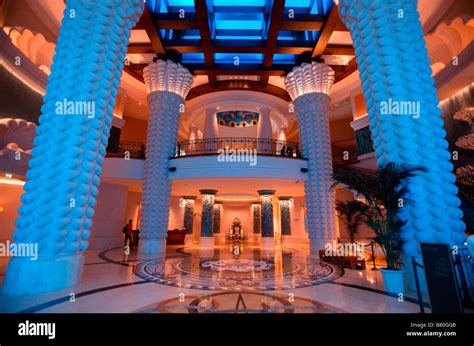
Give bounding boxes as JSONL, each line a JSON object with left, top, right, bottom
{"left": 138, "top": 239, "right": 166, "bottom": 254}
{"left": 184, "top": 234, "right": 193, "bottom": 246}
{"left": 2, "top": 254, "right": 84, "bottom": 295}
{"left": 261, "top": 237, "right": 275, "bottom": 249}
{"left": 199, "top": 237, "right": 214, "bottom": 248}
{"left": 281, "top": 235, "right": 292, "bottom": 245}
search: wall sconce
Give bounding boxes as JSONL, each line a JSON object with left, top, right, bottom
{"left": 0, "top": 206, "right": 4, "bottom": 212}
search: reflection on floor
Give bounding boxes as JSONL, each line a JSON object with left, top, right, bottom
{"left": 133, "top": 245, "right": 343, "bottom": 291}
{"left": 135, "top": 292, "right": 347, "bottom": 313}
{"left": 0, "top": 243, "right": 426, "bottom": 313}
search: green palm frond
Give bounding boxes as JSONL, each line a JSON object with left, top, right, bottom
{"left": 332, "top": 162, "right": 425, "bottom": 269}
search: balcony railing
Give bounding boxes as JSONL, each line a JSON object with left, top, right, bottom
{"left": 174, "top": 137, "right": 304, "bottom": 159}
{"left": 105, "top": 140, "right": 360, "bottom": 165}
{"left": 106, "top": 141, "right": 146, "bottom": 159}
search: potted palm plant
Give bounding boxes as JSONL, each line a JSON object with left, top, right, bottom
{"left": 335, "top": 200, "right": 366, "bottom": 243}
{"left": 332, "top": 162, "right": 424, "bottom": 294}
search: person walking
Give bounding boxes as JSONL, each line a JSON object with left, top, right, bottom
{"left": 123, "top": 219, "right": 133, "bottom": 250}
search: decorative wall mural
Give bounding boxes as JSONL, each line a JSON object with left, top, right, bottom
{"left": 216, "top": 111, "right": 259, "bottom": 127}
{"left": 252, "top": 203, "right": 261, "bottom": 234}
{"left": 213, "top": 203, "right": 221, "bottom": 234}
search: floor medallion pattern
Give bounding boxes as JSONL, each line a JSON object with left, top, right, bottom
{"left": 133, "top": 246, "right": 343, "bottom": 291}
{"left": 133, "top": 292, "right": 347, "bottom": 313}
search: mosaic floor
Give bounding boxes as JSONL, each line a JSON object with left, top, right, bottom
{"left": 0, "top": 243, "right": 425, "bottom": 313}
{"left": 133, "top": 245, "right": 344, "bottom": 291}
{"left": 134, "top": 291, "right": 346, "bottom": 313}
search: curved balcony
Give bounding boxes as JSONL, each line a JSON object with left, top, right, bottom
{"left": 102, "top": 139, "right": 359, "bottom": 181}
{"left": 174, "top": 137, "right": 303, "bottom": 159}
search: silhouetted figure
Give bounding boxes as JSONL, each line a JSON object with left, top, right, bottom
{"left": 295, "top": 147, "right": 301, "bottom": 158}
{"left": 280, "top": 146, "right": 286, "bottom": 156}
{"left": 123, "top": 219, "right": 133, "bottom": 250}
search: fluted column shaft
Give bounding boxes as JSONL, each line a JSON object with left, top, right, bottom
{"left": 337, "top": 0, "right": 465, "bottom": 259}
{"left": 294, "top": 93, "right": 336, "bottom": 250}
{"left": 2, "top": 0, "right": 143, "bottom": 295}
{"left": 139, "top": 60, "right": 193, "bottom": 254}
{"left": 285, "top": 62, "right": 337, "bottom": 252}
{"left": 139, "top": 91, "right": 182, "bottom": 253}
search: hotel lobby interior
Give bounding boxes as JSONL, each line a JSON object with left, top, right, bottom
{"left": 0, "top": 0, "right": 473, "bottom": 317}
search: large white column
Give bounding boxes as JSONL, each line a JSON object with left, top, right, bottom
{"left": 276, "top": 126, "right": 287, "bottom": 155}
{"left": 188, "top": 124, "right": 199, "bottom": 141}
{"left": 203, "top": 107, "right": 218, "bottom": 153}
{"left": 337, "top": 1, "right": 465, "bottom": 263}
{"left": 2, "top": 0, "right": 144, "bottom": 295}
{"left": 257, "top": 108, "right": 273, "bottom": 154}
{"left": 285, "top": 62, "right": 337, "bottom": 253}
{"left": 139, "top": 60, "right": 193, "bottom": 254}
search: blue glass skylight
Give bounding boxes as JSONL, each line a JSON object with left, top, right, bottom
{"left": 273, "top": 54, "right": 295, "bottom": 64}
{"left": 215, "top": 53, "right": 263, "bottom": 64}
{"left": 147, "top": 0, "right": 335, "bottom": 71}
{"left": 181, "top": 53, "right": 205, "bottom": 64}
{"left": 214, "top": 0, "right": 267, "bottom": 6}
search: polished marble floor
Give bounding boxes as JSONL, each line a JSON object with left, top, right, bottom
{"left": 0, "top": 243, "right": 427, "bottom": 313}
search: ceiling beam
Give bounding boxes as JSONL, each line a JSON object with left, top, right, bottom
{"left": 127, "top": 42, "right": 328, "bottom": 55}
{"left": 192, "top": 69, "right": 286, "bottom": 76}
{"left": 194, "top": 0, "right": 217, "bottom": 87}
{"left": 127, "top": 43, "right": 155, "bottom": 54}
{"left": 157, "top": 19, "right": 198, "bottom": 30}
{"left": 187, "top": 81, "right": 291, "bottom": 101}
{"left": 261, "top": 0, "right": 285, "bottom": 87}
{"left": 155, "top": 13, "right": 198, "bottom": 30}
{"left": 280, "top": 14, "right": 324, "bottom": 31}
{"left": 311, "top": 5, "right": 340, "bottom": 58}
{"left": 323, "top": 44, "right": 354, "bottom": 55}
{"left": 334, "top": 57, "right": 358, "bottom": 82}
{"left": 140, "top": 7, "right": 165, "bottom": 56}
{"left": 123, "top": 65, "right": 144, "bottom": 83}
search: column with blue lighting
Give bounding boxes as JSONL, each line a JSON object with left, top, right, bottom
{"left": 285, "top": 62, "right": 337, "bottom": 253}
{"left": 2, "top": 0, "right": 144, "bottom": 295}
{"left": 337, "top": 0, "right": 466, "bottom": 271}
{"left": 139, "top": 60, "right": 193, "bottom": 254}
